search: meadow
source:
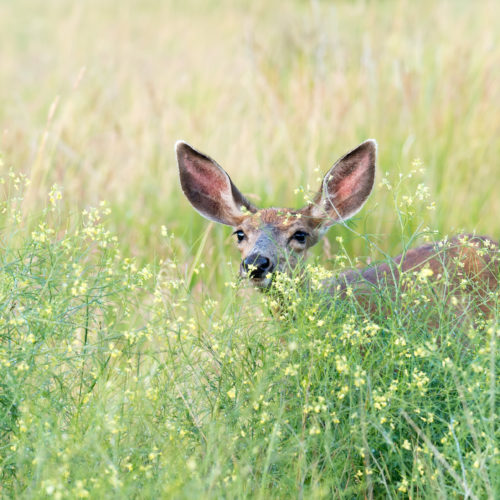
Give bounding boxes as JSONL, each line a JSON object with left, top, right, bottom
{"left": 0, "top": 0, "right": 499, "bottom": 497}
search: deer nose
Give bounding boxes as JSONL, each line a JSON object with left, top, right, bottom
{"left": 242, "top": 255, "right": 274, "bottom": 279}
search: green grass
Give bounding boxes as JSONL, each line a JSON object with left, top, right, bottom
{"left": 0, "top": 0, "right": 499, "bottom": 497}
{"left": 0, "top": 167, "right": 498, "bottom": 498}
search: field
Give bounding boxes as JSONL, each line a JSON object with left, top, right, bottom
{"left": 0, "top": 0, "right": 499, "bottom": 498}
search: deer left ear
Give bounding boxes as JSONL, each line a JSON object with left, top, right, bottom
{"left": 302, "top": 139, "right": 376, "bottom": 228}
{"left": 176, "top": 141, "right": 257, "bottom": 226}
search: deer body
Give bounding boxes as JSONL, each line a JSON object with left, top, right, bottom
{"left": 176, "top": 140, "right": 498, "bottom": 315}
{"left": 333, "top": 234, "right": 498, "bottom": 316}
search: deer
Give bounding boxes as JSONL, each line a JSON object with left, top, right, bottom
{"left": 175, "top": 139, "right": 499, "bottom": 317}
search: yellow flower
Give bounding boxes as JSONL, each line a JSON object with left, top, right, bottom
{"left": 398, "top": 477, "right": 409, "bottom": 493}
{"left": 309, "top": 425, "right": 321, "bottom": 435}
{"left": 417, "top": 266, "right": 434, "bottom": 282}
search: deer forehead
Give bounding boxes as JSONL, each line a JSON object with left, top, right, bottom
{"left": 240, "top": 208, "right": 310, "bottom": 232}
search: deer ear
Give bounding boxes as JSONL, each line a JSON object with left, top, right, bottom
{"left": 302, "top": 140, "right": 376, "bottom": 228}
{"left": 176, "top": 141, "right": 257, "bottom": 226}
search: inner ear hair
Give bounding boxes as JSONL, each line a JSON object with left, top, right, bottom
{"left": 176, "top": 141, "right": 257, "bottom": 226}
{"left": 308, "top": 139, "right": 377, "bottom": 227}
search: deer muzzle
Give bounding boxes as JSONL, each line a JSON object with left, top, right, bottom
{"left": 241, "top": 254, "right": 275, "bottom": 279}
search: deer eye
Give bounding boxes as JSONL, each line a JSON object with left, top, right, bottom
{"left": 291, "top": 230, "right": 308, "bottom": 244}
{"left": 234, "top": 230, "right": 245, "bottom": 243}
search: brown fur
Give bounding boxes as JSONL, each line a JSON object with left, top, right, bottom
{"left": 333, "top": 234, "right": 499, "bottom": 316}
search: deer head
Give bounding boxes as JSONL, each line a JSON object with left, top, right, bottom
{"left": 176, "top": 140, "right": 376, "bottom": 289}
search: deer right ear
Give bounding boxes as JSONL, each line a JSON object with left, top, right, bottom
{"left": 176, "top": 141, "right": 257, "bottom": 226}
{"left": 302, "top": 139, "right": 376, "bottom": 228}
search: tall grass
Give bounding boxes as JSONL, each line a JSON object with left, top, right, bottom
{"left": 0, "top": 0, "right": 499, "bottom": 497}
{"left": 0, "top": 0, "right": 499, "bottom": 279}
{"left": 0, "top": 170, "right": 498, "bottom": 498}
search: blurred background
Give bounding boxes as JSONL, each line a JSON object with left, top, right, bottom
{"left": 0, "top": 0, "right": 498, "bottom": 289}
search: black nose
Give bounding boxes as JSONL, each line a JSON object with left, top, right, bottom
{"left": 242, "top": 255, "right": 274, "bottom": 279}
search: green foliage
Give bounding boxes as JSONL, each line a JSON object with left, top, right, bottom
{"left": 0, "top": 173, "right": 498, "bottom": 499}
